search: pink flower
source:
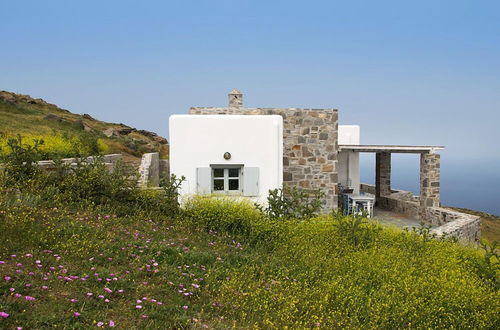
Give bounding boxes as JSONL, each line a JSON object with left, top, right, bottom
{"left": 15, "top": 293, "right": 22, "bottom": 298}
{"left": 109, "top": 320, "right": 115, "bottom": 327}
{"left": 73, "top": 312, "right": 81, "bottom": 317}
{"left": 0, "top": 311, "right": 9, "bottom": 318}
{"left": 98, "top": 295, "right": 104, "bottom": 299}
{"left": 25, "top": 296, "right": 36, "bottom": 301}
{"left": 35, "top": 260, "right": 41, "bottom": 264}
{"left": 9, "top": 288, "right": 15, "bottom": 292}
{"left": 117, "top": 289, "right": 124, "bottom": 293}
{"left": 182, "top": 305, "right": 189, "bottom": 310}
{"left": 0, "top": 261, "right": 5, "bottom": 264}
{"left": 86, "top": 292, "right": 93, "bottom": 297}
{"left": 70, "top": 298, "right": 78, "bottom": 303}
{"left": 104, "top": 287, "right": 112, "bottom": 293}
{"left": 97, "top": 321, "right": 104, "bottom": 327}
{"left": 25, "top": 253, "right": 32, "bottom": 257}
{"left": 41, "top": 286, "right": 48, "bottom": 290}
{"left": 135, "top": 305, "right": 142, "bottom": 309}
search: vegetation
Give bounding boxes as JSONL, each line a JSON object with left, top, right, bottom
{"left": 0, "top": 140, "right": 499, "bottom": 328}
{"left": 0, "top": 90, "right": 169, "bottom": 161}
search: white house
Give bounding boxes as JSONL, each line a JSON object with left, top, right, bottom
{"left": 169, "top": 114, "right": 283, "bottom": 204}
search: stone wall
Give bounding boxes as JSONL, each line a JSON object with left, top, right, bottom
{"left": 429, "top": 212, "right": 481, "bottom": 243}
{"left": 361, "top": 183, "right": 419, "bottom": 219}
{"left": 189, "top": 106, "right": 339, "bottom": 210}
{"left": 138, "top": 152, "right": 160, "bottom": 187}
{"left": 360, "top": 183, "right": 480, "bottom": 243}
{"left": 35, "top": 154, "right": 122, "bottom": 173}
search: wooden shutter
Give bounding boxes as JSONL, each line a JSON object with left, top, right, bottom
{"left": 196, "top": 167, "right": 211, "bottom": 194}
{"left": 243, "top": 167, "right": 259, "bottom": 196}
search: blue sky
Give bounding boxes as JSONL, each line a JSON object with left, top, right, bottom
{"left": 1, "top": 0, "right": 499, "bottom": 163}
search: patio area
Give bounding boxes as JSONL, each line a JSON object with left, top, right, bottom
{"left": 371, "top": 207, "right": 426, "bottom": 230}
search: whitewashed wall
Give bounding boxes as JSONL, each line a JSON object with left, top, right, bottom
{"left": 169, "top": 115, "right": 283, "bottom": 204}
{"left": 338, "top": 125, "right": 361, "bottom": 194}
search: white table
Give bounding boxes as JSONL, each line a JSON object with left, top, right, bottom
{"left": 344, "top": 193, "right": 375, "bottom": 218}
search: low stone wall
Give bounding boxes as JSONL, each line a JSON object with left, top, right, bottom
{"left": 36, "top": 154, "right": 122, "bottom": 173}
{"left": 360, "top": 183, "right": 419, "bottom": 219}
{"left": 360, "top": 183, "right": 480, "bottom": 243}
{"left": 429, "top": 213, "right": 481, "bottom": 242}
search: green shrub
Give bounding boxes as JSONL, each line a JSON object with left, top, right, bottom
{"left": 0, "top": 135, "right": 45, "bottom": 187}
{"left": 257, "top": 187, "right": 324, "bottom": 220}
{"left": 183, "top": 196, "right": 288, "bottom": 246}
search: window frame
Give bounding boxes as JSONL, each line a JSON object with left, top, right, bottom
{"left": 211, "top": 165, "right": 243, "bottom": 194}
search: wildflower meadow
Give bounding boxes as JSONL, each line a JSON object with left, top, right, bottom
{"left": 0, "top": 138, "right": 498, "bottom": 328}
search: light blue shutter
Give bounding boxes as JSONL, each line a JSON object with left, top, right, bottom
{"left": 196, "top": 167, "right": 211, "bottom": 194}
{"left": 243, "top": 167, "right": 259, "bottom": 196}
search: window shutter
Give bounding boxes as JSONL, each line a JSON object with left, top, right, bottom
{"left": 243, "top": 167, "right": 259, "bottom": 196}
{"left": 196, "top": 167, "right": 211, "bottom": 194}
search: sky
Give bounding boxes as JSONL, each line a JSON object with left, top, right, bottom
{"left": 1, "top": 0, "right": 499, "bottom": 165}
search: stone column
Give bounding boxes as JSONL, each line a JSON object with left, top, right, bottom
{"left": 138, "top": 152, "right": 160, "bottom": 187}
{"left": 375, "top": 152, "right": 391, "bottom": 199}
{"left": 420, "top": 153, "right": 440, "bottom": 208}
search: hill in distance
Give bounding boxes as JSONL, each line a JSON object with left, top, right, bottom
{"left": 0, "top": 90, "right": 168, "bottom": 162}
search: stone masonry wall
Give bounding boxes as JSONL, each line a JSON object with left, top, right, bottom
{"left": 360, "top": 183, "right": 480, "bottom": 243}
{"left": 190, "top": 107, "right": 339, "bottom": 210}
{"left": 138, "top": 152, "right": 160, "bottom": 187}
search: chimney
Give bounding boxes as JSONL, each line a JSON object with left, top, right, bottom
{"left": 228, "top": 89, "right": 243, "bottom": 108}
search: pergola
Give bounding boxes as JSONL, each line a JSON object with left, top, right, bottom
{"left": 338, "top": 144, "right": 445, "bottom": 208}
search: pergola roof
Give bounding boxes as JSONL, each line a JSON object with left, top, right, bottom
{"left": 338, "top": 145, "right": 445, "bottom": 154}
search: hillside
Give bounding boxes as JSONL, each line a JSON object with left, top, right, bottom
{"left": 0, "top": 91, "right": 168, "bottom": 162}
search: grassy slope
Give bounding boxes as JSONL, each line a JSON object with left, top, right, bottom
{"left": 0, "top": 91, "right": 168, "bottom": 162}
{"left": 0, "top": 199, "right": 498, "bottom": 328}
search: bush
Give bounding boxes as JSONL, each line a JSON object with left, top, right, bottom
{"left": 0, "top": 135, "right": 184, "bottom": 216}
{"left": 183, "top": 196, "right": 288, "bottom": 246}
{"left": 0, "top": 135, "right": 45, "bottom": 187}
{"left": 257, "top": 187, "right": 324, "bottom": 220}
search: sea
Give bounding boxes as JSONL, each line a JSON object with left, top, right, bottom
{"left": 359, "top": 154, "right": 500, "bottom": 216}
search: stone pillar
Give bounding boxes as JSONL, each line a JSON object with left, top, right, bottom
{"left": 375, "top": 152, "right": 391, "bottom": 199}
{"left": 138, "top": 152, "right": 160, "bottom": 187}
{"left": 420, "top": 153, "right": 440, "bottom": 208}
{"left": 228, "top": 89, "right": 243, "bottom": 108}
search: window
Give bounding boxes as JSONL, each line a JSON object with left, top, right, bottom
{"left": 212, "top": 166, "right": 242, "bottom": 193}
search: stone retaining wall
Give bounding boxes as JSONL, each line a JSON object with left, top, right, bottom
{"left": 360, "top": 183, "right": 480, "bottom": 243}
{"left": 36, "top": 154, "right": 122, "bottom": 173}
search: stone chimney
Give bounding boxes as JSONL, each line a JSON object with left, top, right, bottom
{"left": 228, "top": 89, "right": 243, "bottom": 108}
